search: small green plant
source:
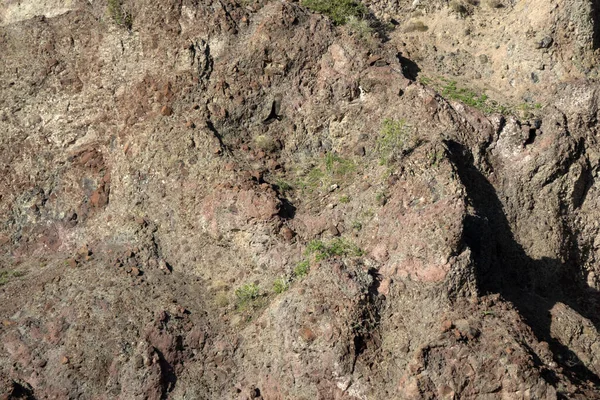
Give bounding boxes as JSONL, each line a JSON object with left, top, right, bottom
{"left": 0, "top": 270, "right": 25, "bottom": 286}
{"left": 306, "top": 238, "right": 363, "bottom": 261}
{"left": 325, "top": 153, "right": 356, "bottom": 176}
{"left": 377, "top": 119, "right": 415, "bottom": 165}
{"left": 235, "top": 283, "right": 260, "bottom": 309}
{"left": 297, "top": 154, "right": 357, "bottom": 194}
{"left": 419, "top": 75, "right": 433, "bottom": 85}
{"left": 417, "top": 76, "right": 515, "bottom": 115}
{"left": 107, "top": 0, "right": 132, "bottom": 29}
{"left": 517, "top": 102, "right": 543, "bottom": 117}
{"left": 297, "top": 166, "right": 326, "bottom": 193}
{"left": 329, "top": 238, "right": 364, "bottom": 257}
{"left": 275, "top": 179, "right": 293, "bottom": 195}
{"left": 301, "top": 0, "right": 368, "bottom": 25}
{"left": 428, "top": 149, "right": 445, "bottom": 167}
{"left": 351, "top": 220, "right": 363, "bottom": 231}
{"left": 294, "top": 260, "right": 310, "bottom": 278}
{"left": 441, "top": 80, "right": 489, "bottom": 109}
{"left": 306, "top": 240, "right": 327, "bottom": 258}
{"left": 339, "top": 195, "right": 350, "bottom": 204}
{"left": 439, "top": 79, "right": 513, "bottom": 114}
{"left": 273, "top": 277, "right": 290, "bottom": 294}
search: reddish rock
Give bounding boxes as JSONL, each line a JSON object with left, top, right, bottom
{"left": 441, "top": 320, "right": 454, "bottom": 333}
{"left": 299, "top": 327, "right": 317, "bottom": 342}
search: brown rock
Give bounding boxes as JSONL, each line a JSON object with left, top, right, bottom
{"left": 441, "top": 320, "right": 454, "bottom": 332}
{"left": 367, "top": 55, "right": 383, "bottom": 65}
{"left": 299, "top": 327, "right": 317, "bottom": 342}
{"left": 328, "top": 224, "right": 340, "bottom": 236}
{"left": 66, "top": 258, "right": 78, "bottom": 269}
{"left": 60, "top": 356, "right": 69, "bottom": 365}
{"left": 131, "top": 267, "right": 141, "bottom": 276}
{"left": 90, "top": 182, "right": 109, "bottom": 208}
{"left": 77, "top": 244, "right": 91, "bottom": 258}
{"left": 160, "top": 105, "right": 173, "bottom": 116}
{"left": 251, "top": 170, "right": 262, "bottom": 181}
{"left": 281, "top": 227, "right": 295, "bottom": 241}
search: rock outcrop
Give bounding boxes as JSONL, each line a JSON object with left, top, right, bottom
{"left": 1, "top": 0, "right": 600, "bottom": 398}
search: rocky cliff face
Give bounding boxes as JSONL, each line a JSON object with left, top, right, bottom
{"left": 1, "top": 0, "right": 600, "bottom": 399}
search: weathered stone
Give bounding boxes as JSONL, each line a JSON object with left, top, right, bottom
{"left": 160, "top": 105, "right": 173, "bottom": 116}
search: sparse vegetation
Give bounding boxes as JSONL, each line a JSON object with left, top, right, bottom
{"left": 346, "top": 16, "right": 374, "bottom": 39}
{"left": 301, "top": 0, "right": 368, "bottom": 25}
{"left": 294, "top": 260, "right": 310, "bottom": 278}
{"left": 235, "top": 283, "right": 260, "bottom": 309}
{"left": 107, "top": 0, "right": 132, "bottom": 29}
{"left": 275, "top": 179, "right": 293, "bottom": 196}
{"left": 419, "top": 76, "right": 512, "bottom": 114}
{"left": 441, "top": 79, "right": 490, "bottom": 110}
{"left": 298, "top": 166, "right": 326, "bottom": 193}
{"left": 325, "top": 153, "right": 356, "bottom": 175}
{"left": 296, "top": 153, "right": 357, "bottom": 194}
{"left": 419, "top": 75, "right": 433, "bottom": 85}
{"left": 517, "top": 102, "right": 543, "bottom": 118}
{"left": 377, "top": 119, "right": 416, "bottom": 165}
{"left": 306, "top": 238, "right": 363, "bottom": 261}
{"left": 289, "top": 239, "right": 363, "bottom": 283}
{"left": 273, "top": 277, "right": 290, "bottom": 294}
{"left": 428, "top": 149, "right": 445, "bottom": 167}
{"left": 351, "top": 220, "right": 363, "bottom": 231}
{"left": 339, "top": 195, "right": 350, "bottom": 203}
{"left": 0, "top": 270, "right": 25, "bottom": 286}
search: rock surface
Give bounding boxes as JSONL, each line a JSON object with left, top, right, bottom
{"left": 1, "top": 0, "right": 600, "bottom": 398}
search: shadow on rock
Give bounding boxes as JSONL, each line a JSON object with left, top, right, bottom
{"left": 396, "top": 53, "right": 421, "bottom": 81}
{"left": 445, "top": 140, "right": 600, "bottom": 389}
